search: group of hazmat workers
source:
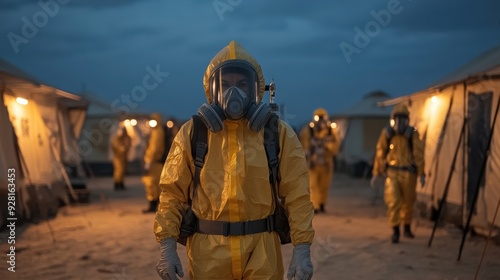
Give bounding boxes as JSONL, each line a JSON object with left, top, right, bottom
{"left": 110, "top": 41, "right": 425, "bottom": 279}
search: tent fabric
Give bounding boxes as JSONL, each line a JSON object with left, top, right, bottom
{"left": 4, "top": 94, "right": 65, "bottom": 186}
{"left": 335, "top": 91, "right": 393, "bottom": 118}
{"left": 432, "top": 45, "right": 500, "bottom": 89}
{"left": 380, "top": 45, "right": 500, "bottom": 229}
{"left": 332, "top": 92, "right": 392, "bottom": 170}
{"left": 0, "top": 93, "right": 21, "bottom": 176}
{"left": 0, "top": 92, "right": 23, "bottom": 227}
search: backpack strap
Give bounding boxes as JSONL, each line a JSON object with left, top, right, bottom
{"left": 190, "top": 115, "right": 208, "bottom": 204}
{"left": 404, "top": 126, "right": 414, "bottom": 153}
{"left": 384, "top": 125, "right": 395, "bottom": 157}
{"left": 263, "top": 114, "right": 281, "bottom": 209}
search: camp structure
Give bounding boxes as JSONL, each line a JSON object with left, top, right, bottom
{"left": 0, "top": 58, "right": 89, "bottom": 227}
{"left": 379, "top": 45, "right": 500, "bottom": 234}
{"left": 331, "top": 91, "right": 392, "bottom": 177}
{"left": 80, "top": 93, "right": 152, "bottom": 177}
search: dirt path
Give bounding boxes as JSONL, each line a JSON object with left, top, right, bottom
{"left": 1, "top": 174, "right": 499, "bottom": 279}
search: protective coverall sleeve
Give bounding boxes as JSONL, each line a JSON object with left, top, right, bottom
{"left": 145, "top": 127, "right": 165, "bottom": 165}
{"left": 298, "top": 126, "right": 311, "bottom": 151}
{"left": 324, "top": 128, "right": 340, "bottom": 155}
{"left": 154, "top": 121, "right": 194, "bottom": 242}
{"left": 278, "top": 120, "right": 315, "bottom": 245}
{"left": 111, "top": 136, "right": 123, "bottom": 154}
{"left": 372, "top": 129, "right": 388, "bottom": 176}
{"left": 412, "top": 130, "right": 425, "bottom": 176}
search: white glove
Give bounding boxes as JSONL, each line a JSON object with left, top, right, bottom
{"left": 370, "top": 175, "right": 384, "bottom": 188}
{"left": 156, "top": 237, "right": 184, "bottom": 280}
{"left": 419, "top": 175, "right": 426, "bottom": 188}
{"left": 287, "top": 243, "right": 313, "bottom": 280}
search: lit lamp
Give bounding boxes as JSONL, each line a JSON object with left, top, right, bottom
{"left": 16, "top": 97, "right": 28, "bottom": 105}
{"left": 130, "top": 119, "right": 137, "bottom": 126}
{"left": 149, "top": 119, "right": 158, "bottom": 128}
{"left": 431, "top": 96, "right": 438, "bottom": 104}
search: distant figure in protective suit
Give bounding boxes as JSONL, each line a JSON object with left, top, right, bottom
{"left": 154, "top": 41, "right": 315, "bottom": 280}
{"left": 300, "top": 108, "right": 339, "bottom": 214}
{"left": 111, "top": 126, "right": 131, "bottom": 191}
{"left": 371, "top": 104, "right": 425, "bottom": 244}
{"left": 142, "top": 113, "right": 165, "bottom": 213}
{"left": 160, "top": 118, "right": 180, "bottom": 164}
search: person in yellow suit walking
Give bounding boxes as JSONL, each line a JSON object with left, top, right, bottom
{"left": 154, "top": 41, "right": 315, "bottom": 280}
{"left": 111, "top": 126, "right": 131, "bottom": 191}
{"left": 142, "top": 112, "right": 165, "bottom": 213}
{"left": 371, "top": 104, "right": 425, "bottom": 243}
{"left": 300, "top": 108, "right": 339, "bottom": 214}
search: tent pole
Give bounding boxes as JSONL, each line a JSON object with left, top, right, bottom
{"left": 458, "top": 96, "right": 500, "bottom": 261}
{"left": 428, "top": 120, "right": 465, "bottom": 247}
{"left": 15, "top": 133, "right": 58, "bottom": 244}
{"left": 474, "top": 196, "right": 500, "bottom": 279}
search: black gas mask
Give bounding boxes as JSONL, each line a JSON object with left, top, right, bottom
{"left": 393, "top": 114, "right": 409, "bottom": 134}
{"left": 198, "top": 60, "right": 272, "bottom": 132}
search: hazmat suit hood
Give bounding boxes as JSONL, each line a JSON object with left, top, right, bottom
{"left": 203, "top": 41, "right": 266, "bottom": 104}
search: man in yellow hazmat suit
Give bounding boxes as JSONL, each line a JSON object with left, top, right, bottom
{"left": 154, "top": 41, "right": 315, "bottom": 280}
{"left": 142, "top": 112, "right": 165, "bottom": 213}
{"left": 300, "top": 108, "right": 339, "bottom": 214}
{"left": 371, "top": 104, "right": 425, "bottom": 243}
{"left": 111, "top": 126, "right": 131, "bottom": 191}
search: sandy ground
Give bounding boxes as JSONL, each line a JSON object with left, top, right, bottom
{"left": 1, "top": 173, "right": 499, "bottom": 280}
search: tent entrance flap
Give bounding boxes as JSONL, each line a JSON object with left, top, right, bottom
{"left": 467, "top": 91, "right": 492, "bottom": 210}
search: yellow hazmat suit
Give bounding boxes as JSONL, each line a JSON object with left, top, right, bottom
{"left": 299, "top": 108, "right": 339, "bottom": 212}
{"left": 111, "top": 127, "right": 131, "bottom": 190}
{"left": 154, "top": 41, "right": 315, "bottom": 279}
{"left": 142, "top": 113, "right": 165, "bottom": 205}
{"left": 372, "top": 104, "right": 424, "bottom": 237}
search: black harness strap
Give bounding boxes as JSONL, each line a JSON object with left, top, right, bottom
{"left": 264, "top": 114, "right": 281, "bottom": 207}
{"left": 190, "top": 115, "right": 208, "bottom": 204}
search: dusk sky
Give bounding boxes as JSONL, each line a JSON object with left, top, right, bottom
{"left": 1, "top": 0, "right": 499, "bottom": 127}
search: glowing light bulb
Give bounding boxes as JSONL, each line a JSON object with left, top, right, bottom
{"left": 149, "top": 119, "right": 158, "bottom": 128}
{"left": 16, "top": 97, "right": 28, "bottom": 105}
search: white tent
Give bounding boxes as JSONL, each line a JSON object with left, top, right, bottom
{"left": 332, "top": 91, "right": 393, "bottom": 177}
{"left": 0, "top": 58, "right": 88, "bottom": 226}
{"left": 379, "top": 45, "right": 500, "bottom": 231}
